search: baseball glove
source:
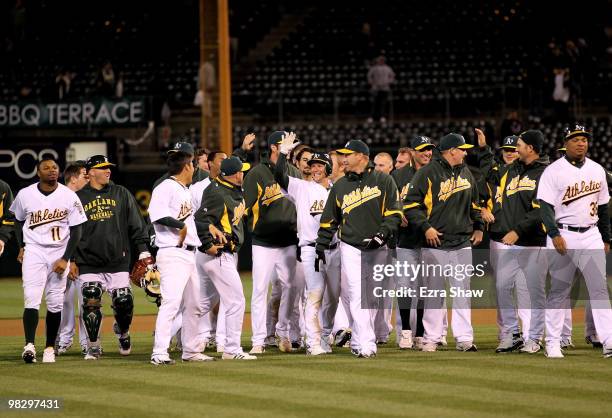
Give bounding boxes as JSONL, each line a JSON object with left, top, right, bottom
{"left": 130, "top": 257, "right": 161, "bottom": 304}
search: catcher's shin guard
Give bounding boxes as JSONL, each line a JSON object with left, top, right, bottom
{"left": 111, "top": 287, "right": 134, "bottom": 334}
{"left": 81, "top": 282, "right": 103, "bottom": 343}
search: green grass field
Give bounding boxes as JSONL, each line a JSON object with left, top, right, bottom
{"left": 1, "top": 277, "right": 611, "bottom": 418}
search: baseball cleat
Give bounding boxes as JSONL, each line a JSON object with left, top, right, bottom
{"left": 560, "top": 337, "right": 574, "bottom": 349}
{"left": 84, "top": 346, "right": 102, "bottom": 360}
{"left": 277, "top": 336, "right": 293, "bottom": 353}
{"left": 222, "top": 352, "right": 257, "bottom": 360}
{"left": 150, "top": 355, "right": 175, "bottom": 365}
{"left": 22, "top": 343, "right": 36, "bottom": 363}
{"left": 585, "top": 335, "right": 603, "bottom": 349}
{"left": 320, "top": 335, "right": 333, "bottom": 354}
{"left": 306, "top": 346, "right": 327, "bottom": 356}
{"left": 359, "top": 351, "right": 376, "bottom": 359}
{"left": 421, "top": 342, "right": 437, "bottom": 352}
{"left": 207, "top": 336, "right": 217, "bottom": 350}
{"left": 603, "top": 346, "right": 612, "bottom": 359}
{"left": 413, "top": 337, "right": 424, "bottom": 350}
{"left": 249, "top": 345, "right": 265, "bottom": 354}
{"left": 545, "top": 344, "right": 564, "bottom": 358}
{"left": 42, "top": 347, "right": 56, "bottom": 363}
{"left": 520, "top": 339, "right": 542, "bottom": 354}
{"left": 264, "top": 336, "right": 278, "bottom": 347}
{"left": 292, "top": 339, "right": 305, "bottom": 350}
{"left": 398, "top": 330, "right": 414, "bottom": 349}
{"left": 118, "top": 334, "right": 132, "bottom": 356}
{"left": 456, "top": 342, "right": 478, "bottom": 352}
{"left": 495, "top": 334, "right": 523, "bottom": 353}
{"left": 334, "top": 329, "right": 352, "bottom": 347}
{"left": 440, "top": 336, "right": 448, "bottom": 347}
{"left": 182, "top": 353, "right": 215, "bottom": 362}
{"left": 350, "top": 348, "right": 361, "bottom": 357}
{"left": 56, "top": 342, "right": 72, "bottom": 355}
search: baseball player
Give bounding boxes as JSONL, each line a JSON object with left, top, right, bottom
{"left": 394, "top": 147, "right": 412, "bottom": 171}
{"left": 0, "top": 178, "right": 15, "bottom": 257}
{"left": 149, "top": 142, "right": 212, "bottom": 364}
{"left": 10, "top": 158, "right": 87, "bottom": 363}
{"left": 274, "top": 133, "right": 341, "bottom": 355}
{"left": 195, "top": 157, "right": 257, "bottom": 360}
{"left": 537, "top": 125, "right": 612, "bottom": 359}
{"left": 477, "top": 130, "right": 550, "bottom": 353}
{"left": 56, "top": 161, "right": 89, "bottom": 354}
{"left": 393, "top": 136, "right": 434, "bottom": 349}
{"left": 404, "top": 133, "right": 484, "bottom": 352}
{"left": 73, "top": 155, "right": 150, "bottom": 360}
{"left": 316, "top": 139, "right": 402, "bottom": 358}
{"left": 243, "top": 131, "right": 301, "bottom": 354}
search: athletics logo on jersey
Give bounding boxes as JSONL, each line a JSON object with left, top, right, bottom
{"left": 438, "top": 176, "right": 471, "bottom": 202}
{"left": 340, "top": 185, "right": 381, "bottom": 214}
{"left": 505, "top": 175, "right": 537, "bottom": 196}
{"left": 309, "top": 199, "right": 325, "bottom": 216}
{"left": 232, "top": 201, "right": 246, "bottom": 226}
{"left": 260, "top": 183, "right": 284, "bottom": 206}
{"left": 29, "top": 208, "right": 69, "bottom": 229}
{"left": 562, "top": 180, "right": 601, "bottom": 205}
{"left": 399, "top": 184, "right": 410, "bottom": 200}
{"left": 177, "top": 201, "right": 193, "bottom": 221}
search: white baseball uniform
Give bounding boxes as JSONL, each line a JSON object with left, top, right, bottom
{"left": 537, "top": 157, "right": 612, "bottom": 348}
{"left": 284, "top": 176, "right": 341, "bottom": 350}
{"left": 10, "top": 183, "right": 87, "bottom": 312}
{"left": 150, "top": 178, "right": 202, "bottom": 359}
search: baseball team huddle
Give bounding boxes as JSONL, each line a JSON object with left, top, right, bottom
{"left": 1, "top": 123, "right": 611, "bottom": 365}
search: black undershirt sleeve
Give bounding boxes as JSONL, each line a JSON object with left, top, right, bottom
{"left": 155, "top": 216, "right": 185, "bottom": 230}
{"left": 15, "top": 220, "right": 24, "bottom": 249}
{"left": 597, "top": 203, "right": 611, "bottom": 243}
{"left": 62, "top": 224, "right": 82, "bottom": 260}
{"left": 539, "top": 200, "right": 560, "bottom": 239}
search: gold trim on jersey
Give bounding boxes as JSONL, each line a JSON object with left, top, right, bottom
{"left": 496, "top": 172, "right": 509, "bottom": 205}
{"left": 232, "top": 201, "right": 246, "bottom": 226}
{"left": 424, "top": 179, "right": 433, "bottom": 218}
{"left": 438, "top": 175, "right": 471, "bottom": 202}
{"left": 29, "top": 209, "right": 68, "bottom": 229}
{"left": 562, "top": 180, "right": 601, "bottom": 205}
{"left": 220, "top": 205, "right": 232, "bottom": 233}
{"left": 505, "top": 175, "right": 537, "bottom": 196}
{"left": 251, "top": 184, "right": 262, "bottom": 229}
{"left": 340, "top": 185, "right": 382, "bottom": 215}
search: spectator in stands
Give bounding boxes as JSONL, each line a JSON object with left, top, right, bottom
{"left": 367, "top": 56, "right": 395, "bottom": 123}
{"left": 359, "top": 22, "right": 378, "bottom": 67}
{"left": 97, "top": 61, "right": 116, "bottom": 97}
{"left": 55, "top": 68, "right": 75, "bottom": 100}
{"left": 195, "top": 56, "right": 216, "bottom": 118}
{"left": 552, "top": 67, "right": 571, "bottom": 122}
{"left": 374, "top": 152, "right": 394, "bottom": 175}
{"left": 500, "top": 111, "right": 523, "bottom": 142}
{"left": 394, "top": 147, "right": 412, "bottom": 170}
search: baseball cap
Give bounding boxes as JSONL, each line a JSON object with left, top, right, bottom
{"left": 499, "top": 135, "right": 519, "bottom": 150}
{"left": 267, "top": 131, "right": 287, "bottom": 147}
{"left": 86, "top": 155, "right": 115, "bottom": 170}
{"left": 307, "top": 152, "right": 332, "bottom": 171}
{"left": 438, "top": 133, "right": 474, "bottom": 152}
{"left": 337, "top": 139, "right": 370, "bottom": 156}
{"left": 518, "top": 130, "right": 545, "bottom": 153}
{"left": 564, "top": 124, "right": 592, "bottom": 141}
{"left": 167, "top": 141, "right": 195, "bottom": 155}
{"left": 220, "top": 157, "right": 251, "bottom": 176}
{"left": 557, "top": 147, "right": 567, "bottom": 152}
{"left": 410, "top": 136, "right": 435, "bottom": 151}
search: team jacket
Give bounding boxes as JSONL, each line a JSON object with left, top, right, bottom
{"left": 316, "top": 164, "right": 402, "bottom": 250}
{"left": 475, "top": 146, "right": 508, "bottom": 215}
{"left": 404, "top": 157, "right": 483, "bottom": 249}
{"left": 0, "top": 179, "right": 15, "bottom": 243}
{"left": 75, "top": 183, "right": 149, "bottom": 274}
{"left": 243, "top": 154, "right": 300, "bottom": 247}
{"left": 479, "top": 149, "right": 550, "bottom": 246}
{"left": 195, "top": 177, "right": 246, "bottom": 253}
{"left": 391, "top": 165, "right": 423, "bottom": 249}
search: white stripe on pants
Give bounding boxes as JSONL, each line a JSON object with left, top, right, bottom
{"left": 545, "top": 228, "right": 612, "bottom": 347}
{"left": 202, "top": 252, "right": 246, "bottom": 355}
{"left": 421, "top": 247, "right": 474, "bottom": 344}
{"left": 251, "top": 245, "right": 296, "bottom": 346}
{"left": 340, "top": 243, "right": 377, "bottom": 355}
{"left": 152, "top": 247, "right": 201, "bottom": 358}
